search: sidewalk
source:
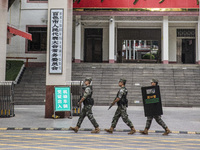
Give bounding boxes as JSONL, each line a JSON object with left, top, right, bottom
{"left": 0, "top": 105, "right": 200, "bottom": 134}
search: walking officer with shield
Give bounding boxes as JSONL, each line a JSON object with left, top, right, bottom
{"left": 140, "top": 79, "right": 171, "bottom": 135}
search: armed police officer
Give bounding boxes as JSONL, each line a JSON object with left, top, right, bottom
{"left": 70, "top": 77, "right": 100, "bottom": 133}
{"left": 105, "top": 78, "right": 136, "bottom": 134}
{"left": 140, "top": 79, "right": 171, "bottom": 135}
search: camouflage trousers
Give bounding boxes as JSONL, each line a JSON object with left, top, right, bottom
{"left": 76, "top": 105, "right": 99, "bottom": 128}
{"left": 145, "top": 116, "right": 167, "bottom": 130}
{"left": 111, "top": 105, "right": 134, "bottom": 129}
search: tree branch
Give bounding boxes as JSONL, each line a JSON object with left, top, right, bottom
{"left": 159, "top": 0, "right": 165, "bottom": 4}
{"left": 133, "top": 0, "right": 139, "bottom": 5}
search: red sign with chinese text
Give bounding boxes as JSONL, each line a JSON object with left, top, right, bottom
{"left": 73, "top": 0, "right": 199, "bottom": 9}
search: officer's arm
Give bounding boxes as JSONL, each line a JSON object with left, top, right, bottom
{"left": 112, "top": 89, "right": 124, "bottom": 105}
{"left": 112, "top": 97, "right": 120, "bottom": 105}
{"left": 78, "top": 88, "right": 90, "bottom": 104}
{"left": 79, "top": 97, "right": 85, "bottom": 104}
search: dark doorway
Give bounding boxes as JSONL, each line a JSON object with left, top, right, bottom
{"left": 84, "top": 29, "right": 102, "bottom": 62}
{"left": 182, "top": 39, "right": 195, "bottom": 64}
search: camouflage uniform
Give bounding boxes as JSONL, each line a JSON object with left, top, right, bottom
{"left": 111, "top": 87, "right": 134, "bottom": 129}
{"left": 145, "top": 116, "right": 167, "bottom": 130}
{"left": 76, "top": 85, "right": 99, "bottom": 128}
{"left": 145, "top": 78, "right": 167, "bottom": 130}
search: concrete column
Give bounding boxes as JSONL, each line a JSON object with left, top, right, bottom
{"left": 198, "top": 17, "right": 200, "bottom": 64}
{"left": 0, "top": 1, "right": 8, "bottom": 81}
{"left": 109, "top": 17, "right": 115, "bottom": 63}
{"left": 74, "top": 15, "right": 81, "bottom": 63}
{"left": 162, "top": 16, "right": 169, "bottom": 64}
{"left": 46, "top": 0, "right": 72, "bottom": 118}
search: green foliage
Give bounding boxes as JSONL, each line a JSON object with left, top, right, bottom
{"left": 142, "top": 53, "right": 155, "bottom": 60}
{"left": 6, "top": 60, "right": 24, "bottom": 81}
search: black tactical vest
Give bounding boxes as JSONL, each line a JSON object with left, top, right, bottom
{"left": 117, "top": 87, "right": 128, "bottom": 107}
{"left": 83, "top": 86, "right": 94, "bottom": 105}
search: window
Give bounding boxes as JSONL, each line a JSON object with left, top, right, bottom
{"left": 29, "top": 0, "right": 47, "bottom": 1}
{"left": 27, "top": 27, "right": 47, "bottom": 52}
{"left": 177, "top": 29, "right": 195, "bottom": 37}
{"left": 27, "top": 0, "right": 48, "bottom": 3}
{"left": 122, "top": 40, "right": 159, "bottom": 61}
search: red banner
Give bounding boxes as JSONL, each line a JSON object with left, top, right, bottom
{"left": 73, "top": 0, "right": 199, "bottom": 9}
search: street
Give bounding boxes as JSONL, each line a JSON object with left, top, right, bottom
{"left": 0, "top": 130, "right": 200, "bottom": 150}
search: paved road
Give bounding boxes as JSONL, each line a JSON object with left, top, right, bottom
{"left": 1, "top": 106, "right": 200, "bottom": 133}
{"left": 0, "top": 130, "right": 200, "bottom": 150}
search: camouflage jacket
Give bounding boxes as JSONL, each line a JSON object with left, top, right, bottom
{"left": 116, "top": 87, "right": 128, "bottom": 106}
{"left": 83, "top": 85, "right": 93, "bottom": 99}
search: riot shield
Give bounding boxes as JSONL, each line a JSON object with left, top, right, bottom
{"left": 141, "top": 86, "right": 163, "bottom": 117}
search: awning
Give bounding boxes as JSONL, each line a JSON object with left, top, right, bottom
{"left": 7, "top": 25, "right": 32, "bottom": 41}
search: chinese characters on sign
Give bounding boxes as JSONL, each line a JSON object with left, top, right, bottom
{"left": 55, "top": 87, "right": 71, "bottom": 111}
{"left": 49, "top": 9, "right": 63, "bottom": 74}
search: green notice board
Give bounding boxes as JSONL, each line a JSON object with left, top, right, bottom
{"left": 55, "top": 87, "right": 71, "bottom": 111}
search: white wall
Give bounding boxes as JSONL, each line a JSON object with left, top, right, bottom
{"left": 7, "top": 0, "right": 48, "bottom": 63}
{"left": 103, "top": 28, "right": 109, "bottom": 61}
{"left": 81, "top": 26, "right": 84, "bottom": 61}
{"left": 169, "top": 27, "right": 177, "bottom": 62}
{"left": 0, "top": 0, "right": 8, "bottom": 81}
{"left": 168, "top": 24, "right": 197, "bottom": 63}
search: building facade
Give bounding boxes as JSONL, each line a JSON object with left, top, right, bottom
{"left": 7, "top": 0, "right": 200, "bottom": 65}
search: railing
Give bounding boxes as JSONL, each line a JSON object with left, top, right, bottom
{"left": 122, "top": 40, "right": 159, "bottom": 63}
{"left": 6, "top": 57, "right": 37, "bottom": 67}
{"left": 0, "top": 81, "right": 15, "bottom": 117}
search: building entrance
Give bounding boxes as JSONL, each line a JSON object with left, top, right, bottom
{"left": 84, "top": 29, "right": 102, "bottom": 62}
{"left": 117, "top": 29, "right": 161, "bottom": 63}
{"left": 182, "top": 39, "right": 195, "bottom": 64}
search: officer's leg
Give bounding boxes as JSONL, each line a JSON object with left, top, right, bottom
{"left": 76, "top": 105, "right": 87, "bottom": 128}
{"left": 111, "top": 106, "right": 121, "bottom": 128}
{"left": 70, "top": 106, "right": 86, "bottom": 133}
{"left": 145, "top": 116, "right": 153, "bottom": 129}
{"left": 154, "top": 116, "right": 167, "bottom": 129}
{"left": 86, "top": 105, "right": 99, "bottom": 128}
{"left": 140, "top": 116, "right": 153, "bottom": 135}
{"left": 121, "top": 106, "right": 134, "bottom": 128}
{"left": 105, "top": 106, "right": 121, "bottom": 133}
{"left": 154, "top": 116, "right": 171, "bottom": 135}
{"left": 120, "top": 105, "right": 136, "bottom": 134}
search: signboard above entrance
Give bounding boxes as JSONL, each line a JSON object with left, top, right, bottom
{"left": 73, "top": 0, "right": 199, "bottom": 9}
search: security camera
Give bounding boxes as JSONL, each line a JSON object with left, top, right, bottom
{"left": 110, "top": 18, "right": 113, "bottom": 22}
{"left": 76, "top": 22, "right": 80, "bottom": 26}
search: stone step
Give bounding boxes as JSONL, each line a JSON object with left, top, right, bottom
{"left": 72, "top": 63, "right": 200, "bottom": 107}
{"left": 14, "top": 67, "right": 46, "bottom": 105}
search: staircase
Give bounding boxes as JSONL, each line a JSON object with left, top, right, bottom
{"left": 14, "top": 67, "right": 46, "bottom": 105}
{"left": 72, "top": 63, "right": 200, "bottom": 107}
{"left": 14, "top": 64, "right": 200, "bottom": 107}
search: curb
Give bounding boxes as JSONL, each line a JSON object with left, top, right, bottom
{"left": 0, "top": 128, "right": 199, "bottom": 135}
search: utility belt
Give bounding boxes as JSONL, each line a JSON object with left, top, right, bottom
{"left": 117, "top": 98, "right": 128, "bottom": 107}
{"left": 83, "top": 97, "right": 94, "bottom": 106}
